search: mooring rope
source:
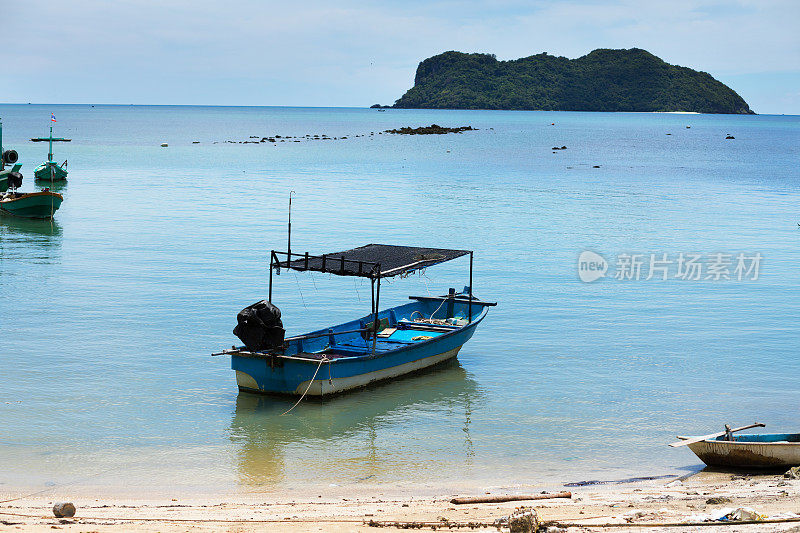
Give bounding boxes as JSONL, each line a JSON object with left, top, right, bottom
{"left": 280, "top": 355, "right": 330, "bottom": 416}
{"left": 428, "top": 297, "right": 447, "bottom": 320}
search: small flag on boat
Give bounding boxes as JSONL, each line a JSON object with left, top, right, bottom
{"left": 51, "top": 113, "right": 57, "bottom": 122}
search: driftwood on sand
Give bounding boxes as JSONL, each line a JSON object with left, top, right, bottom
{"left": 450, "top": 491, "right": 571, "bottom": 504}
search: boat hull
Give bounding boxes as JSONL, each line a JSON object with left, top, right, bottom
{"left": 0, "top": 191, "right": 64, "bottom": 219}
{"left": 685, "top": 434, "right": 800, "bottom": 468}
{"left": 232, "top": 298, "right": 488, "bottom": 397}
{"left": 236, "top": 345, "right": 464, "bottom": 396}
{"left": 34, "top": 162, "right": 68, "bottom": 181}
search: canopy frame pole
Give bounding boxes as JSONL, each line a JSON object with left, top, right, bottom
{"left": 370, "top": 277, "right": 375, "bottom": 316}
{"left": 269, "top": 250, "right": 274, "bottom": 303}
{"left": 468, "top": 252, "right": 473, "bottom": 322}
{"left": 372, "top": 270, "right": 381, "bottom": 356}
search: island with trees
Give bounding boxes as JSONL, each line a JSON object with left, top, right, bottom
{"left": 388, "top": 48, "right": 753, "bottom": 114}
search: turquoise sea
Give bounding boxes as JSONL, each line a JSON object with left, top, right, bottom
{"left": 0, "top": 105, "right": 798, "bottom": 496}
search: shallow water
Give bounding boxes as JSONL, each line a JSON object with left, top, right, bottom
{"left": 0, "top": 105, "right": 798, "bottom": 495}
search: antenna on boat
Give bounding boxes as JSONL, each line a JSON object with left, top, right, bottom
{"left": 287, "top": 190, "right": 295, "bottom": 258}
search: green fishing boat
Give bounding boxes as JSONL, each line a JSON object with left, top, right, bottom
{"left": 0, "top": 190, "right": 64, "bottom": 218}
{"left": 0, "top": 118, "right": 64, "bottom": 219}
{"left": 34, "top": 124, "right": 68, "bottom": 181}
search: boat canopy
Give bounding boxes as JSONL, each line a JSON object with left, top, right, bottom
{"left": 274, "top": 244, "right": 471, "bottom": 279}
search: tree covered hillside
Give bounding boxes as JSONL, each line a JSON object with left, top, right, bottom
{"left": 392, "top": 48, "right": 753, "bottom": 114}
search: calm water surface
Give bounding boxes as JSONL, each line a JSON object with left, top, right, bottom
{"left": 1, "top": 105, "right": 798, "bottom": 495}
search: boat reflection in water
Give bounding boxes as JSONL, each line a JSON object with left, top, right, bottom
{"left": 228, "top": 359, "right": 482, "bottom": 488}
{"left": 38, "top": 179, "right": 68, "bottom": 195}
{"left": 0, "top": 216, "right": 63, "bottom": 264}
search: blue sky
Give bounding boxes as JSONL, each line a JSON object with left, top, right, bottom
{"left": 3, "top": 0, "right": 798, "bottom": 113}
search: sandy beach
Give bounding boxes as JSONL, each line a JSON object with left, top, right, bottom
{"left": 2, "top": 470, "right": 799, "bottom": 532}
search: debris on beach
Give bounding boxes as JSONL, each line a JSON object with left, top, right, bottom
{"left": 499, "top": 507, "right": 538, "bottom": 533}
{"left": 686, "top": 506, "right": 767, "bottom": 522}
{"left": 52, "top": 502, "right": 76, "bottom": 518}
{"left": 383, "top": 124, "right": 476, "bottom": 135}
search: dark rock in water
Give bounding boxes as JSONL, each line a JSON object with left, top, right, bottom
{"left": 561, "top": 146, "right": 567, "bottom": 149}
{"left": 726, "top": 135, "right": 735, "bottom": 139}
{"left": 192, "top": 141, "right": 200, "bottom": 144}
{"left": 53, "top": 502, "right": 76, "bottom": 518}
{"left": 384, "top": 124, "right": 476, "bottom": 135}
{"left": 592, "top": 165, "right": 601, "bottom": 168}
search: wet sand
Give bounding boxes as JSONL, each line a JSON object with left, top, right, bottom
{"left": 2, "top": 470, "right": 799, "bottom": 532}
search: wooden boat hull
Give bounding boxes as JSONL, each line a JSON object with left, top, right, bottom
{"left": 0, "top": 191, "right": 63, "bottom": 219}
{"left": 34, "top": 162, "right": 68, "bottom": 181}
{"left": 232, "top": 298, "right": 489, "bottom": 397}
{"left": 683, "top": 434, "right": 800, "bottom": 468}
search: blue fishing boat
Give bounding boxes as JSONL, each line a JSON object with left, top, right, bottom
{"left": 216, "top": 244, "right": 495, "bottom": 396}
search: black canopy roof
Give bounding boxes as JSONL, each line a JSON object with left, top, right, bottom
{"left": 274, "top": 244, "right": 470, "bottom": 279}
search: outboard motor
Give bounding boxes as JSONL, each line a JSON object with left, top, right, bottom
{"left": 233, "top": 300, "right": 285, "bottom": 351}
{"left": 2, "top": 149, "right": 18, "bottom": 165}
{"left": 7, "top": 171, "right": 22, "bottom": 189}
